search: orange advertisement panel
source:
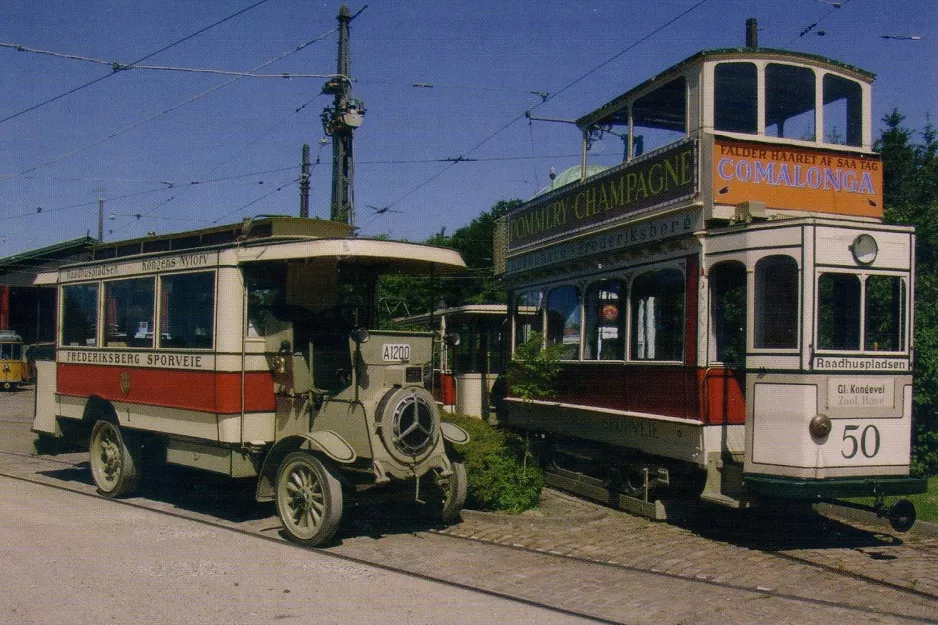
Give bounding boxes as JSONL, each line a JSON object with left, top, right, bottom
{"left": 713, "top": 138, "right": 882, "bottom": 219}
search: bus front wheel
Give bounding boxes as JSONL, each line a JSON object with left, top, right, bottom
{"left": 275, "top": 451, "right": 343, "bottom": 546}
{"left": 89, "top": 420, "right": 140, "bottom": 497}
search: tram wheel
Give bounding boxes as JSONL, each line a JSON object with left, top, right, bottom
{"left": 425, "top": 461, "right": 467, "bottom": 524}
{"left": 89, "top": 420, "right": 140, "bottom": 497}
{"left": 275, "top": 451, "right": 343, "bottom": 546}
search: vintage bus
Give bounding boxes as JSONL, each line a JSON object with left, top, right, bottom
{"left": 0, "top": 329, "right": 26, "bottom": 390}
{"left": 32, "top": 216, "right": 469, "bottom": 545}
{"left": 495, "top": 45, "right": 924, "bottom": 529}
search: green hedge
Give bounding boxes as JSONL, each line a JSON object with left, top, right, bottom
{"left": 443, "top": 413, "right": 544, "bottom": 513}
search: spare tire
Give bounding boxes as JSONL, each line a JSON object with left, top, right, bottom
{"left": 375, "top": 386, "right": 440, "bottom": 463}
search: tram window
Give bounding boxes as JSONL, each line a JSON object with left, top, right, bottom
{"left": 0, "top": 343, "right": 22, "bottom": 359}
{"left": 546, "top": 285, "right": 581, "bottom": 360}
{"left": 766, "top": 64, "right": 816, "bottom": 141}
{"left": 104, "top": 278, "right": 155, "bottom": 348}
{"left": 823, "top": 74, "right": 863, "bottom": 147}
{"left": 709, "top": 262, "right": 747, "bottom": 363}
{"left": 818, "top": 274, "right": 861, "bottom": 350}
{"left": 865, "top": 275, "right": 905, "bottom": 351}
{"left": 754, "top": 256, "right": 798, "bottom": 349}
{"left": 714, "top": 62, "right": 758, "bottom": 134}
{"left": 630, "top": 268, "right": 684, "bottom": 361}
{"left": 514, "top": 290, "right": 544, "bottom": 350}
{"left": 159, "top": 272, "right": 215, "bottom": 349}
{"left": 62, "top": 284, "right": 99, "bottom": 347}
{"left": 584, "top": 280, "right": 624, "bottom": 360}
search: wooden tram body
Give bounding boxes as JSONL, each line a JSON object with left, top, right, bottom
{"left": 495, "top": 48, "right": 925, "bottom": 523}
{"left": 32, "top": 217, "right": 470, "bottom": 545}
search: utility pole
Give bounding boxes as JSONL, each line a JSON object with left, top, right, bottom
{"left": 98, "top": 199, "right": 104, "bottom": 242}
{"left": 299, "top": 143, "right": 310, "bottom": 218}
{"left": 321, "top": 4, "right": 365, "bottom": 227}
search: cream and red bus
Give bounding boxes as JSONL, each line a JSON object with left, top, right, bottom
{"left": 33, "top": 216, "right": 469, "bottom": 545}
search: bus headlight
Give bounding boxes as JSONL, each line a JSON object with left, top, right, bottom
{"left": 809, "top": 413, "right": 832, "bottom": 440}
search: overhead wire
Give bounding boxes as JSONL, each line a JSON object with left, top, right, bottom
{"left": 379, "top": 0, "right": 710, "bottom": 214}
{"left": 787, "top": 0, "right": 852, "bottom": 45}
{"left": 1, "top": 29, "right": 337, "bottom": 185}
{"left": 0, "top": 41, "right": 339, "bottom": 79}
{"left": 0, "top": 0, "right": 272, "bottom": 125}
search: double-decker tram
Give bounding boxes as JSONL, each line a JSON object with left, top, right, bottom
{"left": 32, "top": 216, "right": 470, "bottom": 545}
{"left": 495, "top": 43, "right": 925, "bottom": 529}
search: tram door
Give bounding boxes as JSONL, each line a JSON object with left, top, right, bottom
{"left": 706, "top": 261, "right": 747, "bottom": 429}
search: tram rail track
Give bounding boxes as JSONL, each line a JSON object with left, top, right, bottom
{"left": 3, "top": 448, "right": 938, "bottom": 624}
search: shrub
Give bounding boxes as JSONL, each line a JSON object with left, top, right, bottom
{"left": 443, "top": 412, "right": 543, "bottom": 513}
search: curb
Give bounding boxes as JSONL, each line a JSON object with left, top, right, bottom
{"left": 815, "top": 502, "right": 938, "bottom": 539}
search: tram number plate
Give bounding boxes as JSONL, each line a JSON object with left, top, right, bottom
{"left": 382, "top": 344, "right": 411, "bottom": 362}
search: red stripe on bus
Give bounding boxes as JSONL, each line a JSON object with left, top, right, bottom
{"left": 56, "top": 363, "right": 276, "bottom": 414}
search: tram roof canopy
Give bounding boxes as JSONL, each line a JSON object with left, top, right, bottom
{"left": 576, "top": 47, "right": 876, "bottom": 130}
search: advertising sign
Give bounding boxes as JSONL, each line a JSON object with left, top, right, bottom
{"left": 506, "top": 141, "right": 697, "bottom": 252}
{"left": 713, "top": 138, "right": 883, "bottom": 218}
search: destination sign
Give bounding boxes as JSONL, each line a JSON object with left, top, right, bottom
{"left": 506, "top": 141, "right": 697, "bottom": 252}
{"left": 813, "top": 356, "right": 910, "bottom": 372}
{"left": 61, "top": 251, "right": 219, "bottom": 282}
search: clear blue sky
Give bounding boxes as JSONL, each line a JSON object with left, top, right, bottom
{"left": 0, "top": 0, "right": 934, "bottom": 257}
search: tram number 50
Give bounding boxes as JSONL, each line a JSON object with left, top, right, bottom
{"left": 841, "top": 424, "right": 881, "bottom": 459}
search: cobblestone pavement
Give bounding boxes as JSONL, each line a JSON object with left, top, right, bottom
{"left": 424, "top": 490, "right": 938, "bottom": 622}
{"left": 5, "top": 388, "right": 938, "bottom": 624}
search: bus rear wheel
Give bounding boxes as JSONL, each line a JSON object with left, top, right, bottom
{"left": 89, "top": 420, "right": 140, "bottom": 497}
{"left": 275, "top": 451, "right": 343, "bottom": 546}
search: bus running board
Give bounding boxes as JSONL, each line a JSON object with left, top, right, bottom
{"left": 545, "top": 466, "right": 667, "bottom": 521}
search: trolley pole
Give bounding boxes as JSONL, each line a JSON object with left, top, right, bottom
{"left": 322, "top": 4, "right": 366, "bottom": 227}
{"left": 300, "top": 143, "right": 310, "bottom": 218}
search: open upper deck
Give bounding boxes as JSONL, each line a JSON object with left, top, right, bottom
{"left": 497, "top": 48, "right": 884, "bottom": 272}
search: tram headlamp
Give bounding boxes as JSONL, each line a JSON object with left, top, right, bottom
{"left": 809, "top": 413, "right": 832, "bottom": 440}
{"left": 850, "top": 234, "right": 878, "bottom": 265}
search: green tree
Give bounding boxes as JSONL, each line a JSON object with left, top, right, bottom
{"left": 377, "top": 200, "right": 520, "bottom": 326}
{"left": 876, "top": 110, "right": 938, "bottom": 474}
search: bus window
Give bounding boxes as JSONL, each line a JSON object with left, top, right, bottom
{"left": 514, "top": 290, "right": 543, "bottom": 349}
{"left": 766, "top": 64, "right": 816, "bottom": 141}
{"left": 865, "top": 275, "right": 905, "bottom": 351}
{"left": 823, "top": 74, "right": 863, "bottom": 147}
{"left": 584, "top": 279, "right": 624, "bottom": 360}
{"left": 630, "top": 268, "right": 684, "bottom": 361}
{"left": 159, "top": 272, "right": 215, "bottom": 349}
{"left": 714, "top": 62, "right": 758, "bottom": 134}
{"left": 818, "top": 273, "right": 861, "bottom": 350}
{"left": 62, "top": 284, "right": 99, "bottom": 347}
{"left": 710, "top": 262, "right": 747, "bottom": 364}
{"left": 754, "top": 256, "right": 798, "bottom": 349}
{"left": 546, "top": 285, "right": 581, "bottom": 360}
{"left": 104, "top": 278, "right": 155, "bottom": 348}
{"left": 245, "top": 264, "right": 286, "bottom": 338}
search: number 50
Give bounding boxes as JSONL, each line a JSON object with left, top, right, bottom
{"left": 841, "top": 424, "right": 881, "bottom": 459}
